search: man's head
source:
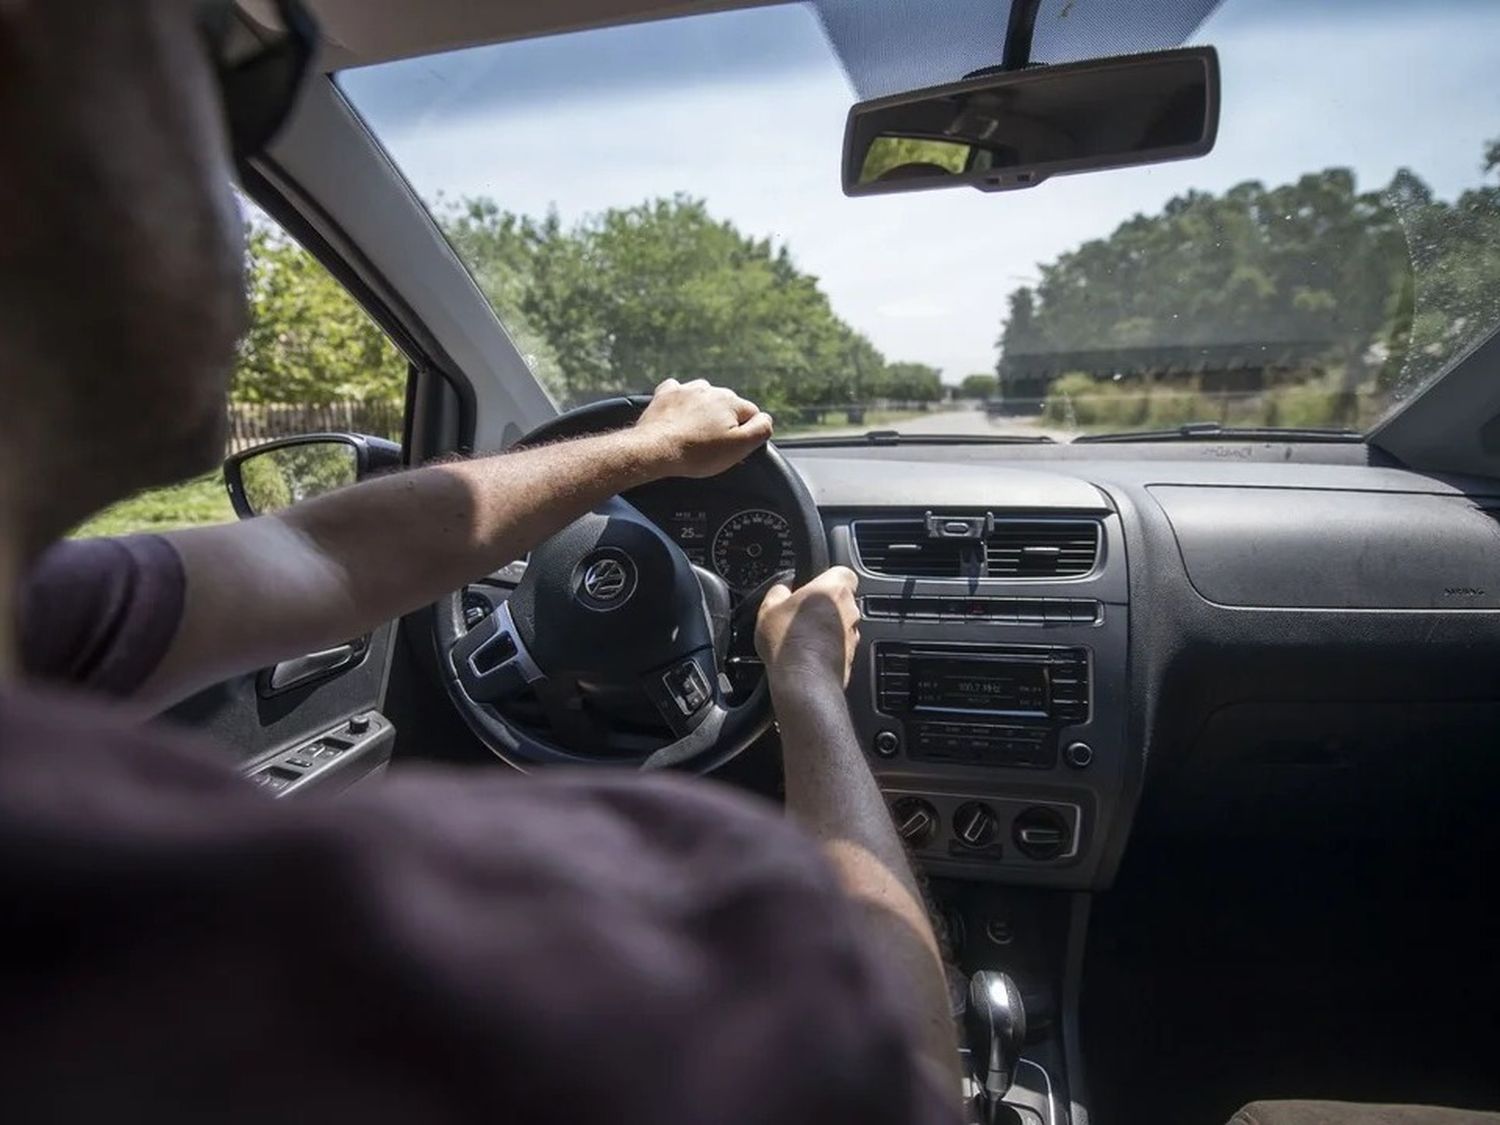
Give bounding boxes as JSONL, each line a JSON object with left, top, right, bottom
{"left": 0, "top": 0, "right": 247, "bottom": 556}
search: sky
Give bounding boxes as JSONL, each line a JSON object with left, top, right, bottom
{"left": 340, "top": 0, "right": 1500, "bottom": 384}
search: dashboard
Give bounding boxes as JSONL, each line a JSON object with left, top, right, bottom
{"left": 526, "top": 436, "right": 1500, "bottom": 894}
{"left": 766, "top": 441, "right": 1500, "bottom": 892}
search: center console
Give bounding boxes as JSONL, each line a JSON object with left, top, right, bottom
{"left": 874, "top": 642, "right": 1091, "bottom": 768}
{"left": 823, "top": 501, "right": 1131, "bottom": 892}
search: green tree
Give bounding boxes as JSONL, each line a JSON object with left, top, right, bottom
{"left": 960, "top": 373, "right": 998, "bottom": 399}
{"left": 437, "top": 197, "right": 565, "bottom": 395}
{"left": 993, "top": 149, "right": 1500, "bottom": 426}
{"left": 236, "top": 224, "right": 407, "bottom": 404}
{"left": 859, "top": 136, "right": 970, "bottom": 184}
{"left": 884, "top": 361, "right": 943, "bottom": 402}
{"left": 509, "top": 195, "right": 880, "bottom": 411}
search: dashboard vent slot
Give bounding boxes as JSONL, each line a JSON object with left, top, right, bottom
{"left": 986, "top": 521, "right": 1099, "bottom": 578}
{"left": 854, "top": 520, "right": 968, "bottom": 578}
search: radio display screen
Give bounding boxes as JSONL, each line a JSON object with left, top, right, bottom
{"left": 910, "top": 656, "right": 1048, "bottom": 715}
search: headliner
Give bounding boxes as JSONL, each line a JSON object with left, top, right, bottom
{"left": 244, "top": 0, "right": 1220, "bottom": 95}
{"left": 242, "top": 0, "right": 792, "bottom": 71}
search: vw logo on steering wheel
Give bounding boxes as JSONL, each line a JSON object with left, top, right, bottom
{"left": 577, "top": 551, "right": 637, "bottom": 610}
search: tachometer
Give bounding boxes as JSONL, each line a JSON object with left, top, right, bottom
{"left": 712, "top": 509, "right": 794, "bottom": 593}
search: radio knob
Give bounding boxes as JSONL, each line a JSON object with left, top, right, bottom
{"left": 890, "top": 797, "right": 939, "bottom": 849}
{"left": 873, "top": 729, "right": 901, "bottom": 758}
{"left": 1063, "top": 741, "right": 1094, "bottom": 769}
{"left": 1013, "top": 806, "right": 1071, "bottom": 861}
{"left": 952, "top": 801, "right": 999, "bottom": 848}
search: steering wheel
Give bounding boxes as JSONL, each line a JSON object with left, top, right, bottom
{"left": 434, "top": 396, "right": 827, "bottom": 773}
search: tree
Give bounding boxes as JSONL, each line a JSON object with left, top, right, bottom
{"left": 960, "top": 373, "right": 998, "bottom": 399}
{"left": 884, "top": 361, "right": 943, "bottom": 402}
{"left": 437, "top": 197, "right": 564, "bottom": 395}
{"left": 438, "top": 194, "right": 900, "bottom": 412}
{"left": 236, "top": 223, "right": 407, "bottom": 404}
{"left": 991, "top": 149, "right": 1500, "bottom": 425}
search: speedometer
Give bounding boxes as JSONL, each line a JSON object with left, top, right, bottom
{"left": 712, "top": 509, "right": 794, "bottom": 593}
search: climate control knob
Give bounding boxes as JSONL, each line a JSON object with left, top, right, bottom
{"left": 890, "top": 797, "right": 939, "bottom": 849}
{"left": 952, "top": 801, "right": 1000, "bottom": 848}
{"left": 1012, "top": 806, "right": 1071, "bottom": 861}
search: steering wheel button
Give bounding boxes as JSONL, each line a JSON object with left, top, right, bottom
{"left": 663, "top": 660, "right": 711, "bottom": 716}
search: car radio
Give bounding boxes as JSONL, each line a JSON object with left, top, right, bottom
{"left": 874, "top": 643, "right": 1090, "bottom": 767}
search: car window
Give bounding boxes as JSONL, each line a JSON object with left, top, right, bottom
{"left": 73, "top": 206, "right": 408, "bottom": 538}
{"left": 339, "top": 0, "right": 1500, "bottom": 440}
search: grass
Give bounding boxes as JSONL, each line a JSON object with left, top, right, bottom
{"left": 71, "top": 473, "right": 236, "bottom": 539}
{"left": 777, "top": 408, "right": 926, "bottom": 435}
{"left": 1041, "top": 372, "right": 1386, "bottom": 433}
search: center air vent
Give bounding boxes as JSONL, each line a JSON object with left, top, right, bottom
{"left": 852, "top": 520, "right": 969, "bottom": 578}
{"left": 854, "top": 517, "right": 1099, "bottom": 579}
{"left": 986, "top": 520, "right": 1099, "bottom": 578}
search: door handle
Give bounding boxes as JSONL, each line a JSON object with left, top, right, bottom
{"left": 267, "top": 642, "right": 361, "bottom": 692}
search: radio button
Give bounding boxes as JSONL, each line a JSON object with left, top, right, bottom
{"left": 1064, "top": 741, "right": 1094, "bottom": 769}
{"left": 1042, "top": 599, "right": 1075, "bottom": 625}
{"left": 1015, "top": 599, "right": 1045, "bottom": 622}
{"left": 873, "top": 730, "right": 901, "bottom": 758}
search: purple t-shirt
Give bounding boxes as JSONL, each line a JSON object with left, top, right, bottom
{"left": 6, "top": 537, "right": 955, "bottom": 1124}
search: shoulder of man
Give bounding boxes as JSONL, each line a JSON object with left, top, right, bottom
{"left": 18, "top": 534, "right": 185, "bottom": 695}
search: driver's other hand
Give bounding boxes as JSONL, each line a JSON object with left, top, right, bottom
{"left": 755, "top": 567, "right": 861, "bottom": 690}
{"left": 635, "top": 378, "right": 774, "bottom": 478}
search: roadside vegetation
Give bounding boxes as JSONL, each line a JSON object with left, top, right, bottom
{"left": 77, "top": 136, "right": 1500, "bottom": 533}
{"left": 1007, "top": 138, "right": 1500, "bottom": 429}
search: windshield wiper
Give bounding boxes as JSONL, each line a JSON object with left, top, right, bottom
{"left": 778, "top": 429, "right": 1054, "bottom": 447}
{"left": 1072, "top": 422, "right": 1363, "bottom": 444}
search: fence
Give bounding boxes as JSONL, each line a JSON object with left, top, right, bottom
{"left": 226, "top": 399, "right": 404, "bottom": 454}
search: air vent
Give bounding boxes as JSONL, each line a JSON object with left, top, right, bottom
{"left": 853, "top": 520, "right": 969, "bottom": 578}
{"left": 986, "top": 521, "right": 1099, "bottom": 578}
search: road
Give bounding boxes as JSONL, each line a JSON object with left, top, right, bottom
{"left": 808, "top": 405, "right": 1072, "bottom": 442}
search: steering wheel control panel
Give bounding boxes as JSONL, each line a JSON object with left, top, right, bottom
{"left": 874, "top": 643, "right": 1090, "bottom": 769}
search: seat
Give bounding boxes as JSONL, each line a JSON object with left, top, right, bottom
{"left": 1230, "top": 1102, "right": 1500, "bottom": 1125}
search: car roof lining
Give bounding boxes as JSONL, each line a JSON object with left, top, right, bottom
{"left": 238, "top": 0, "right": 793, "bottom": 71}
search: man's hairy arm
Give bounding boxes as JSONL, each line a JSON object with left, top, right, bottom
{"left": 756, "top": 570, "right": 963, "bottom": 1101}
{"left": 138, "top": 380, "right": 771, "bottom": 710}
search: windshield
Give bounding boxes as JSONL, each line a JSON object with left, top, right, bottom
{"left": 340, "top": 0, "right": 1500, "bottom": 441}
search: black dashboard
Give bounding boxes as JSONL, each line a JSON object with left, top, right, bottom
{"left": 771, "top": 441, "right": 1500, "bottom": 891}
{"left": 438, "top": 435, "right": 1500, "bottom": 894}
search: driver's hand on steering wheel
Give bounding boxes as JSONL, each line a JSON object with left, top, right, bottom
{"left": 754, "top": 567, "right": 862, "bottom": 691}
{"left": 634, "top": 378, "right": 775, "bottom": 478}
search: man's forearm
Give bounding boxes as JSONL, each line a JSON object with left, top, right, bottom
{"left": 772, "top": 671, "right": 963, "bottom": 1098}
{"left": 146, "top": 427, "right": 675, "bottom": 708}
{"left": 278, "top": 427, "right": 674, "bottom": 628}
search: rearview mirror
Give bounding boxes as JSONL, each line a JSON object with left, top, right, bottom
{"left": 843, "top": 46, "right": 1219, "bottom": 197}
{"left": 223, "top": 433, "right": 402, "bottom": 519}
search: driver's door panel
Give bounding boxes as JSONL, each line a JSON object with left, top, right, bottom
{"left": 165, "top": 622, "right": 397, "bottom": 791}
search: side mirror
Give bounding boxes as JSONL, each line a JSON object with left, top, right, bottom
{"left": 223, "top": 433, "right": 403, "bottom": 519}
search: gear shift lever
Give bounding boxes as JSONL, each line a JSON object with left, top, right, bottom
{"left": 965, "top": 970, "right": 1028, "bottom": 1121}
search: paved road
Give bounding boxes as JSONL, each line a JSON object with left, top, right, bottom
{"left": 811, "top": 405, "right": 1072, "bottom": 442}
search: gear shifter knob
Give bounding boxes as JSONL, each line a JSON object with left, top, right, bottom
{"left": 966, "top": 970, "right": 1027, "bottom": 1107}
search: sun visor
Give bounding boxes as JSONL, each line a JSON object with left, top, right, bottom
{"left": 812, "top": 0, "right": 1226, "bottom": 100}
